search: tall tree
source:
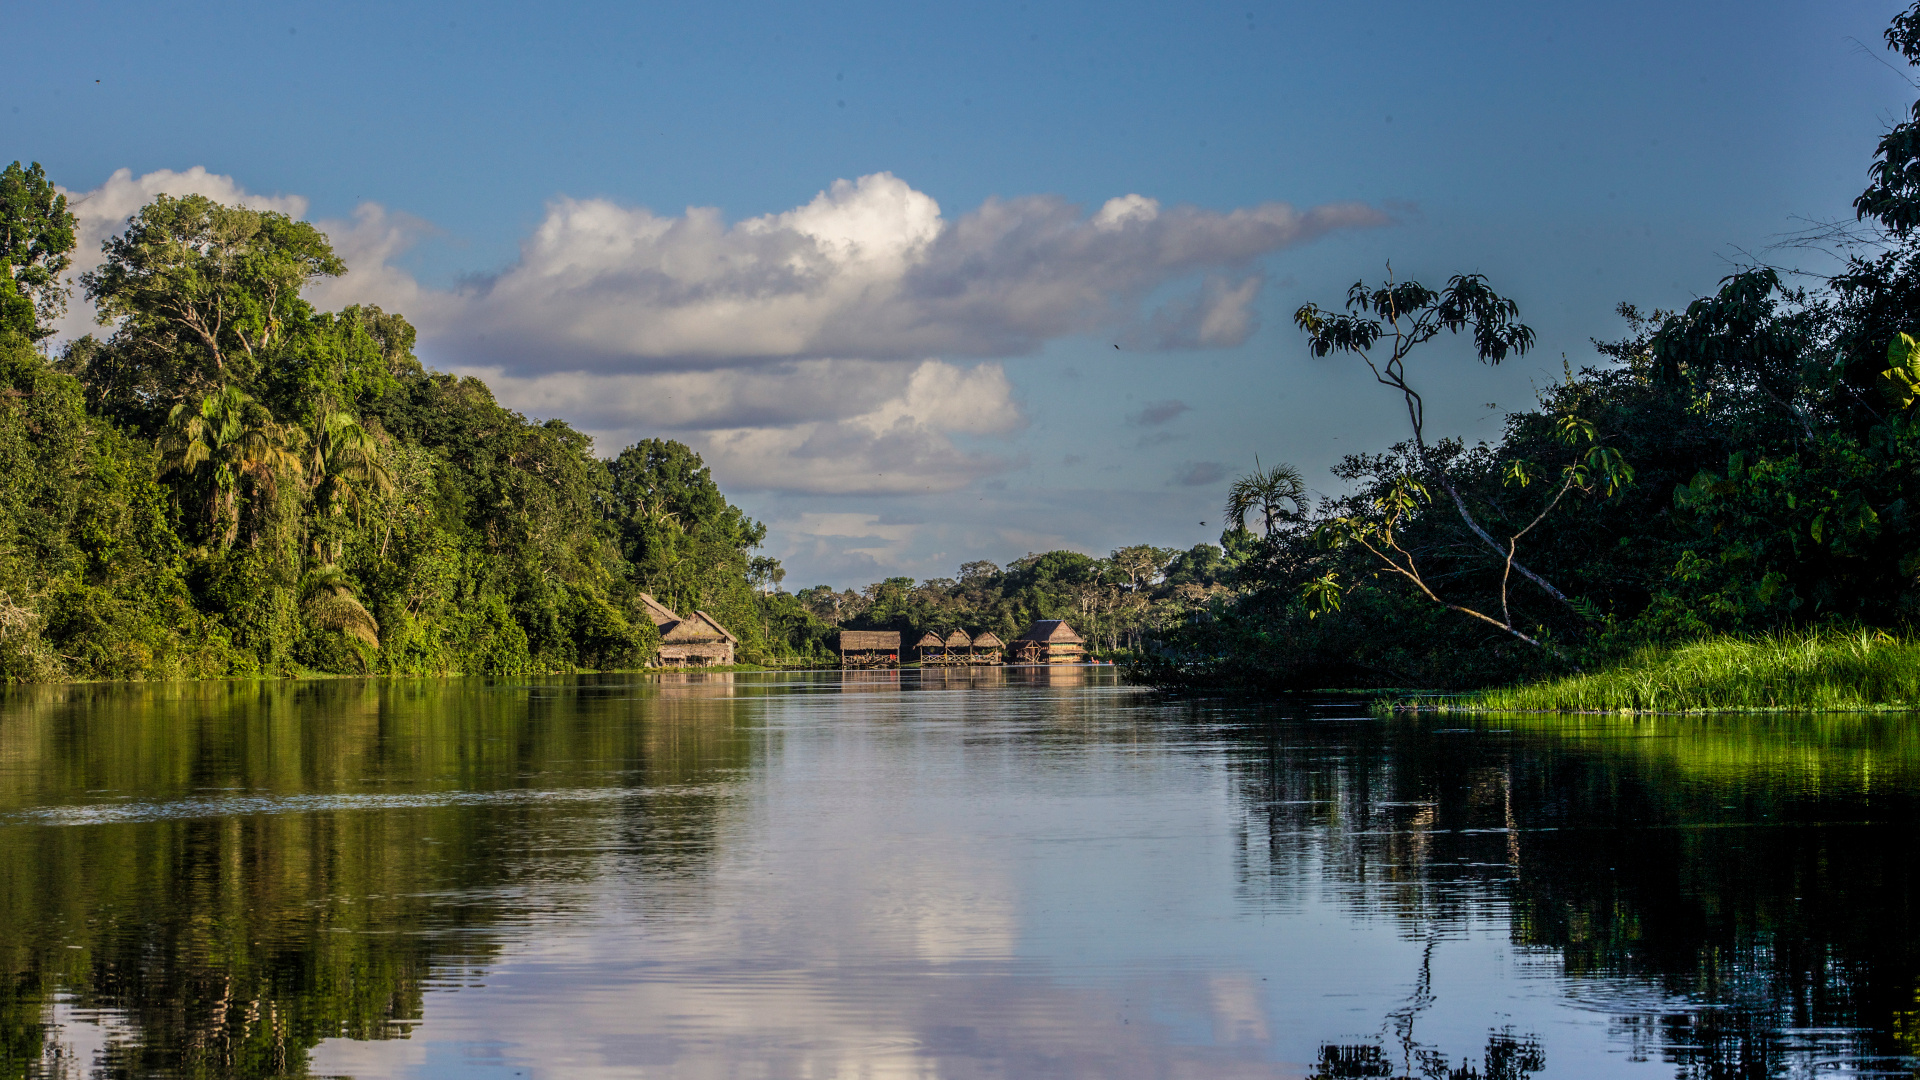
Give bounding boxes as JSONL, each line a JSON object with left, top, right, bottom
{"left": 0, "top": 161, "right": 76, "bottom": 341}
{"left": 606, "top": 439, "right": 766, "bottom": 627}
{"left": 80, "top": 194, "right": 344, "bottom": 421}
{"left": 1295, "top": 272, "right": 1628, "bottom": 653}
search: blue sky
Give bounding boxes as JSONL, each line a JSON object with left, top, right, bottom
{"left": 6, "top": 0, "right": 1912, "bottom": 586}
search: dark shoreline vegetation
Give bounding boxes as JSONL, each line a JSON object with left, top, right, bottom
{"left": 1133, "top": 6, "right": 1920, "bottom": 707}
{"left": 15, "top": 7, "right": 1920, "bottom": 694}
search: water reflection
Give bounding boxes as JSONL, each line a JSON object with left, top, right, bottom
{"left": 1227, "top": 708, "right": 1920, "bottom": 1078}
{"left": 0, "top": 678, "right": 1915, "bottom": 1078}
{"left": 0, "top": 677, "right": 751, "bottom": 1078}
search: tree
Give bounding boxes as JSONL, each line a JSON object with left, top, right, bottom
{"left": 1854, "top": 3, "right": 1920, "bottom": 237}
{"left": 157, "top": 385, "right": 306, "bottom": 548}
{"left": 0, "top": 162, "right": 77, "bottom": 341}
{"left": 748, "top": 556, "right": 785, "bottom": 595}
{"left": 306, "top": 409, "right": 392, "bottom": 516}
{"left": 81, "top": 194, "right": 344, "bottom": 415}
{"left": 958, "top": 560, "right": 1001, "bottom": 583}
{"left": 605, "top": 438, "right": 768, "bottom": 653}
{"left": 1163, "top": 543, "right": 1225, "bottom": 588}
{"left": 1109, "top": 545, "right": 1176, "bottom": 593}
{"left": 1295, "top": 271, "right": 1628, "bottom": 653}
{"left": 300, "top": 564, "right": 379, "bottom": 648}
{"left": 1224, "top": 461, "right": 1308, "bottom": 536}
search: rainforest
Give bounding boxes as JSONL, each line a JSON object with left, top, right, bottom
{"left": 0, "top": 181, "right": 784, "bottom": 681}
{"left": 15, "top": 13, "right": 1920, "bottom": 697}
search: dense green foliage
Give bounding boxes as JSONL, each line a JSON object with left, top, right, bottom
{"left": 0, "top": 162, "right": 73, "bottom": 342}
{"left": 1142, "top": 5, "right": 1920, "bottom": 692}
{"left": 0, "top": 188, "right": 797, "bottom": 681}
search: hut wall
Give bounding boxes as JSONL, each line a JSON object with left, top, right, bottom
{"left": 659, "top": 642, "right": 734, "bottom": 666}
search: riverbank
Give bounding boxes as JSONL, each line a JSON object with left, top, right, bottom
{"left": 1421, "top": 629, "right": 1920, "bottom": 714}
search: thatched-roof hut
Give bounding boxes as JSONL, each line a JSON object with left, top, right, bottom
{"left": 970, "top": 630, "right": 1005, "bottom": 665}
{"left": 838, "top": 629, "right": 901, "bottom": 668}
{"left": 1009, "top": 620, "right": 1086, "bottom": 665}
{"left": 638, "top": 593, "right": 738, "bottom": 666}
{"left": 918, "top": 630, "right": 972, "bottom": 665}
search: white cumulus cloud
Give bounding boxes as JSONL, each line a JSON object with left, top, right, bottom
{"left": 682, "top": 360, "right": 1022, "bottom": 495}
{"left": 314, "top": 171, "right": 1386, "bottom": 372}
{"left": 53, "top": 167, "right": 1385, "bottom": 503}
{"left": 52, "top": 167, "right": 309, "bottom": 340}
{"left": 452, "top": 358, "right": 1022, "bottom": 495}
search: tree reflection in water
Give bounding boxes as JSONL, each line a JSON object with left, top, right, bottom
{"left": 0, "top": 676, "right": 754, "bottom": 1078}
{"left": 3, "top": 680, "right": 1920, "bottom": 1078}
{"left": 1312, "top": 1030, "right": 1543, "bottom": 1080}
{"left": 1226, "top": 705, "right": 1920, "bottom": 1080}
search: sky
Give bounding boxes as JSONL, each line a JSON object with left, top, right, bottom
{"left": 5, "top": 0, "right": 1914, "bottom": 588}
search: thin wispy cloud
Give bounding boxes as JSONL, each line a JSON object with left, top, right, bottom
{"left": 1173, "top": 461, "right": 1227, "bottom": 487}
{"left": 1129, "top": 399, "right": 1192, "bottom": 426}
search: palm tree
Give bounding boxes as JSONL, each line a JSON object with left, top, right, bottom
{"left": 304, "top": 407, "right": 394, "bottom": 561}
{"left": 158, "top": 385, "right": 306, "bottom": 547}
{"left": 299, "top": 564, "right": 379, "bottom": 649}
{"left": 1224, "top": 460, "right": 1310, "bottom": 536}
{"left": 307, "top": 407, "right": 393, "bottom": 517}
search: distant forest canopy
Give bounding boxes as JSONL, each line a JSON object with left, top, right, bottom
{"left": 788, "top": 542, "right": 1236, "bottom": 656}
{"left": 1140, "top": 2, "right": 1920, "bottom": 690}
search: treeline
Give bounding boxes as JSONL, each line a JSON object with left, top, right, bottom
{"left": 1142, "top": 5, "right": 1920, "bottom": 691}
{"left": 781, "top": 543, "right": 1235, "bottom": 656}
{"left": 0, "top": 178, "right": 781, "bottom": 680}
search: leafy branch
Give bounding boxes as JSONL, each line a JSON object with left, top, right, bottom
{"left": 1294, "top": 269, "right": 1630, "bottom": 652}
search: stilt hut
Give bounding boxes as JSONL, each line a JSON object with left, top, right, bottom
{"left": 638, "top": 593, "right": 738, "bottom": 666}
{"left": 943, "top": 629, "right": 972, "bottom": 664}
{"left": 914, "top": 631, "right": 945, "bottom": 665}
{"left": 1009, "top": 620, "right": 1086, "bottom": 665}
{"left": 838, "top": 630, "right": 901, "bottom": 668}
{"left": 970, "top": 631, "right": 1005, "bottom": 665}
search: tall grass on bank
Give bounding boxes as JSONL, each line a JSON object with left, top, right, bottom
{"left": 1451, "top": 629, "right": 1920, "bottom": 713}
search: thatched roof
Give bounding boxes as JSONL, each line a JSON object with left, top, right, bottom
{"left": 1014, "top": 619, "right": 1084, "bottom": 644}
{"left": 971, "top": 631, "right": 1004, "bottom": 649}
{"left": 636, "top": 593, "right": 682, "bottom": 629}
{"left": 839, "top": 630, "right": 901, "bottom": 651}
{"left": 942, "top": 629, "right": 972, "bottom": 648}
{"left": 915, "top": 631, "right": 944, "bottom": 647}
{"left": 662, "top": 610, "right": 737, "bottom": 644}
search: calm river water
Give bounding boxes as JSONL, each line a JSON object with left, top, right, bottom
{"left": 1, "top": 669, "right": 1917, "bottom": 1079}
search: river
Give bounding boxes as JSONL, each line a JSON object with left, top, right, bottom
{"left": 0, "top": 668, "right": 1915, "bottom": 1078}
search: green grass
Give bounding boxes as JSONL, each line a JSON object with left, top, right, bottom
{"left": 1439, "top": 628, "right": 1920, "bottom": 714}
